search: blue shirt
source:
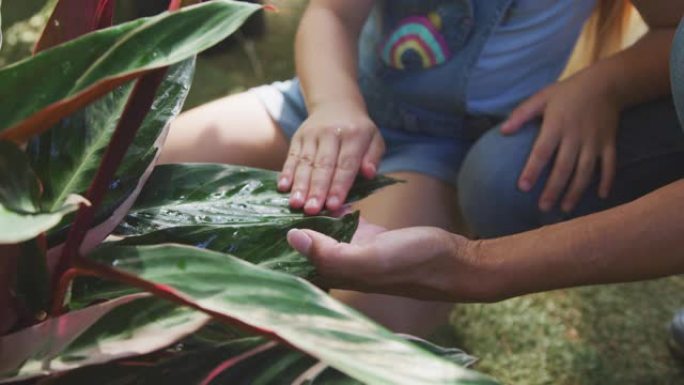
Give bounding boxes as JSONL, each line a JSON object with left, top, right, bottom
{"left": 467, "top": 0, "right": 596, "bottom": 115}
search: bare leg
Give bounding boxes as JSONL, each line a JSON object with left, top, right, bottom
{"left": 334, "top": 171, "right": 462, "bottom": 336}
{"left": 160, "top": 92, "right": 289, "bottom": 169}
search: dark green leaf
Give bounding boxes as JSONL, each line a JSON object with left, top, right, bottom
{"left": 0, "top": 141, "right": 79, "bottom": 243}
{"left": 28, "top": 58, "right": 195, "bottom": 247}
{"left": 0, "top": 0, "right": 260, "bottom": 142}
{"left": 85, "top": 244, "right": 499, "bottom": 385}
{"left": 116, "top": 163, "right": 395, "bottom": 236}
{"left": 116, "top": 213, "right": 358, "bottom": 278}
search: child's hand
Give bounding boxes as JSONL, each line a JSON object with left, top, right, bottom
{"left": 500, "top": 72, "right": 620, "bottom": 213}
{"left": 278, "top": 101, "right": 385, "bottom": 215}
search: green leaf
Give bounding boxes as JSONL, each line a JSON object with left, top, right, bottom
{"left": 85, "top": 244, "right": 499, "bottom": 385}
{"left": 0, "top": 0, "right": 260, "bottom": 142}
{"left": 0, "top": 141, "right": 79, "bottom": 244}
{"left": 116, "top": 163, "right": 395, "bottom": 236}
{"left": 28, "top": 58, "right": 195, "bottom": 247}
{"left": 0, "top": 294, "right": 209, "bottom": 383}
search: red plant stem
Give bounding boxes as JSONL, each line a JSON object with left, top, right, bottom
{"left": 49, "top": 0, "right": 187, "bottom": 314}
{"left": 52, "top": 70, "right": 168, "bottom": 308}
{"left": 93, "top": 0, "right": 115, "bottom": 30}
{"left": 50, "top": 267, "right": 97, "bottom": 316}
{"left": 199, "top": 342, "right": 278, "bottom": 385}
{"left": 168, "top": 0, "right": 183, "bottom": 11}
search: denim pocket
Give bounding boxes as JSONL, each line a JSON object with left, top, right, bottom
{"left": 378, "top": 0, "right": 474, "bottom": 72}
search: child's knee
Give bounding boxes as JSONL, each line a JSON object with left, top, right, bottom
{"left": 458, "top": 123, "right": 542, "bottom": 238}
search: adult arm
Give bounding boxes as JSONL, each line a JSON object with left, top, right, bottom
{"left": 288, "top": 179, "right": 684, "bottom": 302}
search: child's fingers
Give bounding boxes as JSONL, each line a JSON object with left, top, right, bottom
{"left": 304, "top": 133, "right": 340, "bottom": 215}
{"left": 501, "top": 90, "right": 549, "bottom": 135}
{"left": 538, "top": 139, "right": 579, "bottom": 212}
{"left": 326, "top": 136, "right": 366, "bottom": 211}
{"left": 518, "top": 125, "right": 561, "bottom": 192}
{"left": 599, "top": 144, "right": 616, "bottom": 199}
{"left": 279, "top": 137, "right": 302, "bottom": 192}
{"left": 561, "top": 148, "right": 596, "bottom": 213}
{"left": 361, "top": 131, "right": 385, "bottom": 179}
{"left": 289, "top": 138, "right": 317, "bottom": 209}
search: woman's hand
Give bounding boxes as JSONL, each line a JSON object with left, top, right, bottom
{"left": 500, "top": 71, "right": 622, "bottom": 213}
{"left": 287, "top": 222, "right": 497, "bottom": 302}
{"left": 278, "top": 101, "right": 385, "bottom": 215}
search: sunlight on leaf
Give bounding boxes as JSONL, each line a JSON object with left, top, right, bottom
{"left": 84, "top": 244, "right": 499, "bottom": 385}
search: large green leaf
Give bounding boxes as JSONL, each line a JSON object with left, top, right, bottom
{"left": 0, "top": 294, "right": 209, "bottom": 383}
{"left": 0, "top": 0, "right": 260, "bottom": 142}
{"left": 116, "top": 163, "right": 395, "bottom": 236}
{"left": 85, "top": 244, "right": 499, "bottom": 385}
{"left": 28, "top": 58, "right": 195, "bottom": 249}
{"left": 116, "top": 214, "right": 358, "bottom": 278}
{"left": 0, "top": 141, "right": 79, "bottom": 244}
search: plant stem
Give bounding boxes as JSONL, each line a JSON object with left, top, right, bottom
{"left": 51, "top": 69, "right": 168, "bottom": 310}
{"left": 50, "top": 267, "right": 95, "bottom": 316}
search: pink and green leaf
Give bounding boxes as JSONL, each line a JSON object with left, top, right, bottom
{"left": 0, "top": 294, "right": 209, "bottom": 383}
{"left": 0, "top": 0, "right": 260, "bottom": 142}
{"left": 82, "top": 244, "right": 499, "bottom": 385}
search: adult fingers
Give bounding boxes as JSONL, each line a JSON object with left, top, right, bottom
{"left": 561, "top": 147, "right": 596, "bottom": 213}
{"left": 304, "top": 132, "right": 340, "bottom": 215}
{"left": 325, "top": 133, "right": 367, "bottom": 211}
{"left": 289, "top": 138, "right": 317, "bottom": 209}
{"left": 287, "top": 229, "right": 377, "bottom": 287}
{"left": 518, "top": 124, "right": 561, "bottom": 192}
{"left": 500, "top": 89, "right": 549, "bottom": 135}
{"left": 599, "top": 143, "right": 616, "bottom": 199}
{"left": 278, "top": 137, "right": 302, "bottom": 192}
{"left": 538, "top": 138, "right": 579, "bottom": 212}
{"left": 360, "top": 131, "right": 385, "bottom": 179}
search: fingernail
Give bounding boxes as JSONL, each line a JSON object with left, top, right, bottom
{"left": 278, "top": 177, "right": 289, "bottom": 189}
{"left": 501, "top": 122, "right": 510, "bottom": 131}
{"left": 539, "top": 200, "right": 552, "bottom": 212}
{"left": 366, "top": 164, "right": 377, "bottom": 177}
{"left": 327, "top": 196, "right": 340, "bottom": 209}
{"left": 291, "top": 191, "right": 304, "bottom": 204}
{"left": 287, "top": 229, "right": 312, "bottom": 255}
{"left": 519, "top": 180, "right": 532, "bottom": 192}
{"left": 305, "top": 198, "right": 319, "bottom": 211}
{"left": 561, "top": 202, "right": 572, "bottom": 213}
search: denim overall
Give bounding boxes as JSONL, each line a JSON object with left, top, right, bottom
{"left": 358, "top": 0, "right": 514, "bottom": 139}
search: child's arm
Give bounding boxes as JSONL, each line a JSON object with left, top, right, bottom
{"left": 501, "top": 1, "right": 683, "bottom": 214}
{"left": 278, "top": 0, "right": 384, "bottom": 215}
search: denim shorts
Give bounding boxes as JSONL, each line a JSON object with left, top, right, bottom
{"left": 250, "top": 78, "right": 481, "bottom": 186}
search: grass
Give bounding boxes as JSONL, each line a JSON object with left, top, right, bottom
{"left": 450, "top": 278, "right": 684, "bottom": 385}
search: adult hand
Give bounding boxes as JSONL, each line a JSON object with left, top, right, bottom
{"left": 500, "top": 71, "right": 621, "bottom": 213}
{"left": 278, "top": 101, "right": 385, "bottom": 215}
{"left": 287, "top": 222, "right": 496, "bottom": 302}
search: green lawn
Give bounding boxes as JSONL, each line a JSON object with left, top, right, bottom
{"left": 451, "top": 278, "right": 684, "bottom": 385}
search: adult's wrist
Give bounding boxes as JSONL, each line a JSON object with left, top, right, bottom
{"left": 448, "top": 235, "right": 512, "bottom": 303}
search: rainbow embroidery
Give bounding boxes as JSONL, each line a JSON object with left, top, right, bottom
{"left": 381, "top": 14, "right": 451, "bottom": 70}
